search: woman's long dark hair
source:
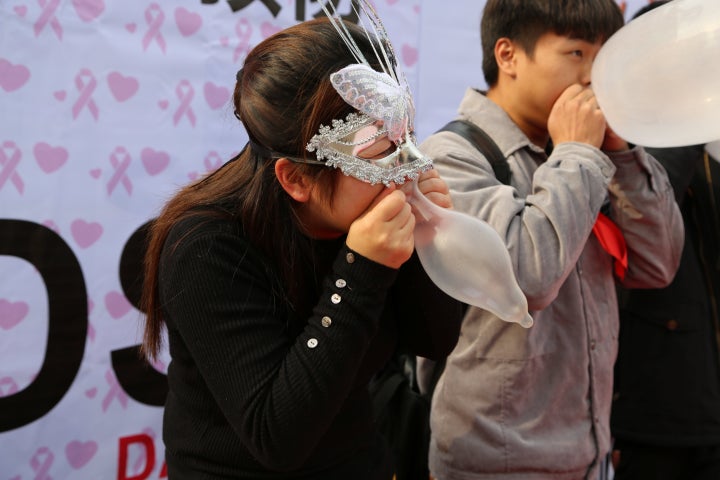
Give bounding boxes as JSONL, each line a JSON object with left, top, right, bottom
{"left": 141, "top": 18, "right": 378, "bottom": 359}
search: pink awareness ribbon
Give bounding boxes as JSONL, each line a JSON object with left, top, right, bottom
{"left": 107, "top": 147, "right": 133, "bottom": 195}
{"left": 0, "top": 376, "right": 19, "bottom": 396}
{"left": 0, "top": 141, "right": 25, "bottom": 194}
{"left": 30, "top": 447, "right": 54, "bottom": 480}
{"left": 142, "top": 4, "right": 166, "bottom": 53}
{"left": 233, "top": 18, "right": 253, "bottom": 62}
{"left": 72, "top": 69, "right": 99, "bottom": 121}
{"left": 102, "top": 369, "right": 129, "bottom": 412}
{"left": 173, "top": 80, "right": 196, "bottom": 127}
{"left": 33, "top": 0, "right": 63, "bottom": 40}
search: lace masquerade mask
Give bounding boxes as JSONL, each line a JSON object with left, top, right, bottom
{"left": 307, "top": 1, "right": 432, "bottom": 186}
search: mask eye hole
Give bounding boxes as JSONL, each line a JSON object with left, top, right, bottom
{"left": 356, "top": 137, "right": 396, "bottom": 160}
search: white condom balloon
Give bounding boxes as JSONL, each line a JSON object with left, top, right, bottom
{"left": 706, "top": 140, "right": 720, "bottom": 162}
{"left": 409, "top": 180, "right": 533, "bottom": 328}
{"left": 591, "top": 0, "right": 720, "bottom": 147}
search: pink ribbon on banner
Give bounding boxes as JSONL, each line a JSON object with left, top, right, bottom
{"left": 34, "top": 0, "right": 63, "bottom": 40}
{"left": 234, "top": 18, "right": 253, "bottom": 62}
{"left": 142, "top": 4, "right": 166, "bottom": 53}
{"left": 0, "top": 141, "right": 25, "bottom": 194}
{"left": 72, "top": 69, "right": 99, "bottom": 121}
{"left": 30, "top": 447, "right": 54, "bottom": 480}
{"left": 204, "top": 151, "right": 222, "bottom": 172}
{"left": 107, "top": 147, "right": 133, "bottom": 195}
{"left": 173, "top": 80, "right": 196, "bottom": 127}
{"left": 0, "top": 376, "right": 19, "bottom": 396}
{"left": 102, "top": 369, "right": 129, "bottom": 412}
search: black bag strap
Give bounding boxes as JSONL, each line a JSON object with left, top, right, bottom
{"left": 437, "top": 119, "right": 511, "bottom": 185}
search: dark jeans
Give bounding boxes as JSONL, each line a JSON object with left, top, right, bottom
{"left": 613, "top": 440, "right": 720, "bottom": 480}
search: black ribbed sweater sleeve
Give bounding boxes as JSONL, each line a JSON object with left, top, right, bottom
{"left": 159, "top": 217, "right": 398, "bottom": 471}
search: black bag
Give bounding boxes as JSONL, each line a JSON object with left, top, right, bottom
{"left": 369, "top": 354, "right": 431, "bottom": 480}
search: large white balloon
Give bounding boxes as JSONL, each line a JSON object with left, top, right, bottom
{"left": 591, "top": 0, "right": 720, "bottom": 147}
{"left": 409, "top": 180, "right": 533, "bottom": 328}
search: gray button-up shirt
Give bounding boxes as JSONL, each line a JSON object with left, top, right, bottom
{"left": 421, "top": 89, "right": 683, "bottom": 480}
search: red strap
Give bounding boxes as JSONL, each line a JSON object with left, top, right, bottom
{"left": 592, "top": 212, "right": 627, "bottom": 280}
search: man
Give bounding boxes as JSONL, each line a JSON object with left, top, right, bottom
{"left": 420, "top": 1, "right": 684, "bottom": 478}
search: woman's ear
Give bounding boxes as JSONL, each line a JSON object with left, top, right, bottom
{"left": 494, "top": 37, "right": 518, "bottom": 78}
{"left": 275, "top": 158, "right": 311, "bottom": 202}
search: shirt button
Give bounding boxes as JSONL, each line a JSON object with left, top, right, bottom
{"left": 346, "top": 252, "right": 355, "bottom": 263}
{"left": 335, "top": 278, "right": 347, "bottom": 288}
{"left": 321, "top": 316, "right": 332, "bottom": 328}
{"left": 331, "top": 293, "right": 341, "bottom": 304}
{"left": 590, "top": 341, "right": 596, "bottom": 350}
{"left": 307, "top": 338, "right": 318, "bottom": 348}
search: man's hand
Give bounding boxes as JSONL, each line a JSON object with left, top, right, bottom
{"left": 548, "top": 84, "right": 606, "bottom": 148}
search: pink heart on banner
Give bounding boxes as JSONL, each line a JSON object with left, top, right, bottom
{"left": 65, "top": 440, "right": 98, "bottom": 469}
{"left": 107, "top": 72, "right": 139, "bottom": 102}
{"left": 158, "top": 100, "right": 169, "bottom": 110}
{"left": 125, "top": 23, "right": 136, "bottom": 33}
{"left": 13, "top": 6, "right": 27, "bottom": 17}
{"left": 401, "top": 43, "right": 419, "bottom": 67}
{"left": 72, "top": 0, "right": 105, "bottom": 22}
{"left": 203, "top": 81, "right": 229, "bottom": 110}
{"left": 89, "top": 168, "right": 102, "bottom": 178}
{"left": 141, "top": 148, "right": 170, "bottom": 175}
{"left": 42, "top": 220, "right": 60, "bottom": 233}
{"left": 54, "top": 90, "right": 66, "bottom": 101}
{"left": 0, "top": 377, "right": 19, "bottom": 397}
{"left": 0, "top": 299, "right": 28, "bottom": 330}
{"left": 260, "top": 21, "right": 281, "bottom": 39}
{"left": 0, "top": 59, "right": 30, "bottom": 92}
{"left": 34, "top": 142, "right": 69, "bottom": 173}
{"left": 175, "top": 7, "right": 202, "bottom": 37}
{"left": 70, "top": 219, "right": 103, "bottom": 248}
{"left": 105, "top": 291, "right": 132, "bottom": 319}
{"left": 85, "top": 387, "right": 97, "bottom": 398}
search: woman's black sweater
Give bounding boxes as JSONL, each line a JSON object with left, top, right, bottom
{"left": 158, "top": 213, "right": 463, "bottom": 479}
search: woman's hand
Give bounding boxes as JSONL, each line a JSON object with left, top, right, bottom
{"left": 346, "top": 185, "right": 415, "bottom": 269}
{"left": 415, "top": 168, "right": 453, "bottom": 209}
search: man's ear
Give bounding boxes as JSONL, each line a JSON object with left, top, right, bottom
{"left": 275, "top": 158, "right": 311, "bottom": 202}
{"left": 494, "top": 37, "right": 518, "bottom": 78}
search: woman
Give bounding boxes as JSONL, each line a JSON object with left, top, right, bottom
{"left": 141, "top": 17, "right": 463, "bottom": 480}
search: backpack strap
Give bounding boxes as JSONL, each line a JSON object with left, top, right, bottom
{"left": 437, "top": 119, "right": 511, "bottom": 185}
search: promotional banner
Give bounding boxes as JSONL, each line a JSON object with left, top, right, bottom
{"left": 0, "top": 1, "right": 648, "bottom": 478}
